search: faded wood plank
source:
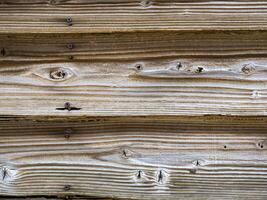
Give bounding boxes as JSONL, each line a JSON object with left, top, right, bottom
{"left": 1, "top": 0, "right": 267, "bottom": 33}
{"left": 1, "top": 31, "right": 267, "bottom": 62}
{"left": 0, "top": 58, "right": 267, "bottom": 116}
{"left": 0, "top": 116, "right": 267, "bottom": 199}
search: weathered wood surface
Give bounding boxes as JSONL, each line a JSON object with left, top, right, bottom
{"left": 1, "top": 31, "right": 267, "bottom": 61}
{"left": 0, "top": 57, "right": 267, "bottom": 116}
{"left": 1, "top": 0, "right": 267, "bottom": 33}
{"left": 0, "top": 116, "right": 267, "bottom": 200}
{"left": 0, "top": 198, "right": 112, "bottom": 200}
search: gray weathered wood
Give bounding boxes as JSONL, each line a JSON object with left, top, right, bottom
{"left": 1, "top": 31, "right": 267, "bottom": 62}
{"left": 1, "top": 0, "right": 267, "bottom": 33}
{"left": 0, "top": 58, "right": 267, "bottom": 116}
{"left": 0, "top": 116, "right": 267, "bottom": 199}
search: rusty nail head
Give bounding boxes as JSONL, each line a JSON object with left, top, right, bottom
{"left": 67, "top": 43, "right": 74, "bottom": 49}
{"left": 66, "top": 17, "right": 72, "bottom": 26}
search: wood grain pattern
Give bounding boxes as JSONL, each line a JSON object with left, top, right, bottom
{"left": 0, "top": 57, "right": 267, "bottom": 116}
{"left": 1, "top": 0, "right": 267, "bottom": 33}
{"left": 0, "top": 116, "right": 267, "bottom": 199}
{"left": 2, "top": 31, "right": 267, "bottom": 62}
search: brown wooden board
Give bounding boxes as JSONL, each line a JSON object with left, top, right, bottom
{"left": 0, "top": 116, "right": 267, "bottom": 199}
{"left": 1, "top": 0, "right": 267, "bottom": 33}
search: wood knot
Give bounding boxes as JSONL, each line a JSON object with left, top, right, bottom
{"left": 50, "top": 68, "right": 67, "bottom": 80}
{"left": 141, "top": 0, "right": 152, "bottom": 7}
{"left": 156, "top": 169, "right": 167, "bottom": 184}
{"left": 195, "top": 67, "right": 204, "bottom": 73}
{"left": 257, "top": 141, "right": 264, "bottom": 149}
{"left": 241, "top": 64, "right": 255, "bottom": 75}
{"left": 49, "top": 0, "right": 57, "bottom": 5}
{"left": 176, "top": 62, "right": 182, "bottom": 70}
{"left": 1, "top": 166, "right": 16, "bottom": 182}
{"left": 121, "top": 148, "right": 133, "bottom": 159}
{"left": 64, "top": 185, "right": 71, "bottom": 191}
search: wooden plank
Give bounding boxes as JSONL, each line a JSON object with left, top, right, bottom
{"left": 1, "top": 31, "right": 267, "bottom": 62}
{"left": 1, "top": 0, "right": 267, "bottom": 33}
{"left": 0, "top": 56, "right": 267, "bottom": 116}
{"left": 0, "top": 116, "right": 267, "bottom": 199}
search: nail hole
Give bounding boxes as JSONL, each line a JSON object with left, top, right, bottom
{"left": 135, "top": 64, "right": 143, "bottom": 71}
{"left": 68, "top": 56, "right": 74, "bottom": 60}
{"left": 224, "top": 145, "right": 227, "bottom": 149}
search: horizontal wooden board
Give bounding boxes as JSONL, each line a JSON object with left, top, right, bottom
{"left": 1, "top": 31, "right": 267, "bottom": 62}
{"left": 1, "top": 0, "right": 267, "bottom": 33}
{"left": 0, "top": 116, "right": 267, "bottom": 199}
{"left": 0, "top": 56, "right": 267, "bottom": 116}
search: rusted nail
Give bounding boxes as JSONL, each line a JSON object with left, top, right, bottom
{"left": 65, "top": 102, "right": 71, "bottom": 111}
{"left": 67, "top": 43, "right": 74, "bottom": 49}
{"left": 56, "top": 102, "right": 81, "bottom": 111}
{"left": 64, "top": 128, "right": 73, "bottom": 139}
{"left": 68, "top": 55, "right": 74, "bottom": 60}
{"left": 64, "top": 185, "right": 71, "bottom": 191}
{"left": 66, "top": 17, "right": 73, "bottom": 26}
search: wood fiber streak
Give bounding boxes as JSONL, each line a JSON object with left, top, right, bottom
{"left": 1, "top": 0, "right": 267, "bottom": 33}
{"left": 1, "top": 31, "right": 267, "bottom": 61}
{"left": 0, "top": 117, "right": 267, "bottom": 199}
{"left": 0, "top": 58, "right": 267, "bottom": 116}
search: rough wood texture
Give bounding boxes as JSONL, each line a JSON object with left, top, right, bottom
{"left": 0, "top": 57, "right": 267, "bottom": 116}
{"left": 1, "top": 0, "right": 267, "bottom": 33}
{"left": 1, "top": 31, "right": 267, "bottom": 61}
{"left": 0, "top": 116, "right": 267, "bottom": 200}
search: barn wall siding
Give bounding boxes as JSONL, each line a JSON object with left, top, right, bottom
{"left": 1, "top": 0, "right": 267, "bottom": 199}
